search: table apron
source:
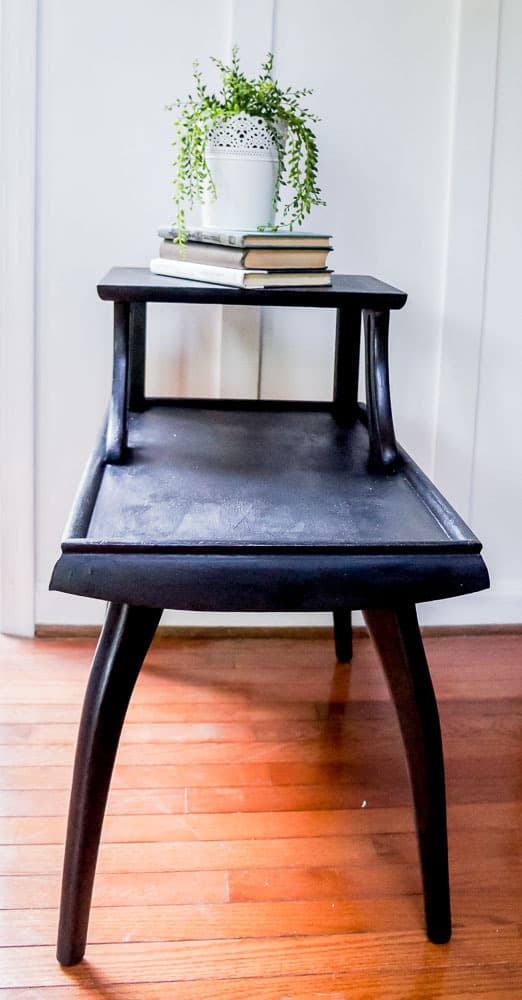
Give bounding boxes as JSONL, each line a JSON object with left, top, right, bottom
{"left": 50, "top": 551, "right": 489, "bottom": 611}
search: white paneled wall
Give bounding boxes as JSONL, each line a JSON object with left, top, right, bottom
{"left": 264, "top": 0, "right": 457, "bottom": 466}
{"left": 1, "top": 0, "right": 520, "bottom": 631}
{"left": 33, "top": 0, "right": 226, "bottom": 630}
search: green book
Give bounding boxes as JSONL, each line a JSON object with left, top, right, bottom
{"left": 157, "top": 225, "right": 332, "bottom": 249}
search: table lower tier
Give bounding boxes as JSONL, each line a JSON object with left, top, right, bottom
{"left": 51, "top": 403, "right": 488, "bottom": 609}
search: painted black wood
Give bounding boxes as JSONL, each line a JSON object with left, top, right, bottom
{"left": 105, "top": 301, "right": 130, "bottom": 463}
{"left": 56, "top": 602, "right": 162, "bottom": 966}
{"left": 128, "top": 302, "right": 147, "bottom": 411}
{"left": 333, "top": 308, "right": 361, "bottom": 424}
{"left": 51, "top": 551, "right": 489, "bottom": 611}
{"left": 98, "top": 268, "right": 408, "bottom": 310}
{"left": 50, "top": 269, "right": 490, "bottom": 964}
{"left": 102, "top": 280, "right": 401, "bottom": 476}
{"left": 51, "top": 404, "right": 489, "bottom": 609}
{"left": 356, "top": 402, "right": 483, "bottom": 547}
{"left": 364, "top": 309, "right": 400, "bottom": 473}
{"left": 363, "top": 606, "right": 451, "bottom": 944}
{"left": 60, "top": 415, "right": 108, "bottom": 542}
{"left": 333, "top": 611, "right": 353, "bottom": 661}
{"left": 57, "top": 406, "right": 485, "bottom": 556}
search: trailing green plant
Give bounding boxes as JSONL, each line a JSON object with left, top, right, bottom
{"left": 166, "top": 47, "right": 325, "bottom": 244}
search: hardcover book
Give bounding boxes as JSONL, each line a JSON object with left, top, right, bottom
{"left": 150, "top": 257, "right": 332, "bottom": 289}
{"left": 157, "top": 226, "right": 332, "bottom": 249}
{"left": 159, "top": 239, "right": 331, "bottom": 270}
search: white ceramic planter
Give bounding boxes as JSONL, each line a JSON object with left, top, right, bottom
{"left": 202, "top": 113, "right": 282, "bottom": 231}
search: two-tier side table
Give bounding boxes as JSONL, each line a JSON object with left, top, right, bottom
{"left": 50, "top": 268, "right": 489, "bottom": 965}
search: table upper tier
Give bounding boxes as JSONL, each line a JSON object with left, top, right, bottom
{"left": 97, "top": 268, "right": 407, "bottom": 309}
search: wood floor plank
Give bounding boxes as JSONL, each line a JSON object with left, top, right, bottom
{"left": 0, "top": 788, "right": 186, "bottom": 817}
{"left": 0, "top": 928, "right": 519, "bottom": 989}
{"left": 187, "top": 768, "right": 519, "bottom": 811}
{"left": 0, "top": 700, "right": 319, "bottom": 723}
{"left": 1, "top": 886, "right": 520, "bottom": 947}
{"left": 0, "top": 801, "right": 520, "bottom": 845}
{"left": 0, "top": 869, "right": 228, "bottom": 909}
{"left": 0, "top": 834, "right": 382, "bottom": 875}
{"left": 0, "top": 827, "right": 516, "bottom": 876}
{"left": 0, "top": 718, "right": 519, "bottom": 763}
{"left": 0, "top": 761, "right": 273, "bottom": 790}
{"left": 2, "top": 965, "right": 522, "bottom": 999}
{"left": 229, "top": 859, "right": 522, "bottom": 904}
{"left": 2, "top": 673, "right": 518, "bottom": 704}
{"left": 187, "top": 783, "right": 410, "bottom": 813}
{"left": 4, "top": 858, "right": 518, "bottom": 911}
{"left": 0, "top": 721, "right": 255, "bottom": 745}
{"left": 0, "top": 897, "right": 425, "bottom": 946}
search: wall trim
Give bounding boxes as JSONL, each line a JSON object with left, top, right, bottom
{"left": 219, "top": 0, "right": 276, "bottom": 398}
{"left": 0, "top": 0, "right": 38, "bottom": 635}
{"left": 433, "top": 0, "right": 501, "bottom": 517}
{"left": 35, "top": 622, "right": 522, "bottom": 640}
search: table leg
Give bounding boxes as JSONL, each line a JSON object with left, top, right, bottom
{"left": 333, "top": 610, "right": 353, "bottom": 661}
{"left": 362, "top": 605, "right": 451, "bottom": 944}
{"left": 333, "top": 307, "right": 361, "bottom": 424}
{"left": 56, "top": 602, "right": 162, "bottom": 966}
{"left": 106, "top": 301, "right": 130, "bottom": 463}
{"left": 363, "top": 309, "right": 400, "bottom": 473}
{"left": 128, "top": 302, "right": 147, "bottom": 412}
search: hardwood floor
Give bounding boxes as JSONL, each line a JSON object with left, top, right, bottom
{"left": 0, "top": 630, "right": 520, "bottom": 997}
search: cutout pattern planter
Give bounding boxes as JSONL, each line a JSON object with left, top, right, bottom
{"left": 202, "top": 113, "right": 283, "bottom": 230}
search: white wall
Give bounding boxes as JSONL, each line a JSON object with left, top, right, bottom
{"left": 1, "top": 0, "right": 521, "bottom": 630}
{"left": 263, "top": 0, "right": 456, "bottom": 460}
{"left": 34, "top": 0, "right": 225, "bottom": 626}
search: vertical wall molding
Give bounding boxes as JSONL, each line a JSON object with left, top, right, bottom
{"left": 218, "top": 0, "right": 276, "bottom": 398}
{"left": 433, "top": 0, "right": 501, "bottom": 516}
{"left": 0, "top": 0, "right": 38, "bottom": 635}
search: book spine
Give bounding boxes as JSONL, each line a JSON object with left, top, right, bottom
{"left": 150, "top": 257, "right": 257, "bottom": 287}
{"left": 157, "top": 227, "right": 246, "bottom": 248}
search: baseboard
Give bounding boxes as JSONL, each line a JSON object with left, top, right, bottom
{"left": 35, "top": 622, "right": 522, "bottom": 640}
{"left": 34, "top": 624, "right": 348, "bottom": 639}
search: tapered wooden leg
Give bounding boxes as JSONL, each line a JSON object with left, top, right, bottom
{"left": 333, "top": 610, "right": 352, "bottom": 662}
{"left": 362, "top": 605, "right": 451, "bottom": 944}
{"left": 57, "top": 603, "right": 162, "bottom": 966}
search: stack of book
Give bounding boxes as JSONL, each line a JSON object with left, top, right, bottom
{"left": 150, "top": 226, "right": 333, "bottom": 288}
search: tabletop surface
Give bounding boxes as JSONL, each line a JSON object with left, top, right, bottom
{"left": 97, "top": 268, "right": 408, "bottom": 309}
{"left": 65, "top": 404, "right": 479, "bottom": 555}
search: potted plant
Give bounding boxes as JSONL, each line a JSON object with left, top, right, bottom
{"left": 166, "top": 47, "right": 325, "bottom": 243}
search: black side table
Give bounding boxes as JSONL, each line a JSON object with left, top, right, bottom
{"left": 50, "top": 269, "right": 489, "bottom": 965}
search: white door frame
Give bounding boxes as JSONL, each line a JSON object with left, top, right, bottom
{"left": 433, "top": 0, "right": 501, "bottom": 517}
{"left": 0, "top": 0, "right": 38, "bottom": 635}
